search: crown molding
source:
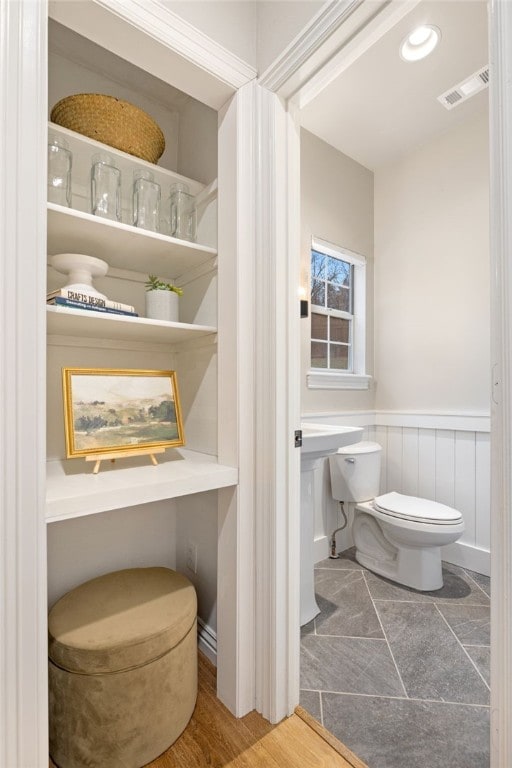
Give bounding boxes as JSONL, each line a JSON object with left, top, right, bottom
{"left": 258, "top": 0, "right": 363, "bottom": 93}
{"left": 97, "top": 0, "right": 256, "bottom": 88}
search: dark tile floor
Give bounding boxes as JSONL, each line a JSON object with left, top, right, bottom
{"left": 300, "top": 548, "right": 490, "bottom": 768}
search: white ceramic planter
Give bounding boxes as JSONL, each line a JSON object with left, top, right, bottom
{"left": 145, "top": 290, "right": 179, "bottom": 322}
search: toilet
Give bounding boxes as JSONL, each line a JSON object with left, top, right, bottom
{"left": 329, "top": 441, "right": 465, "bottom": 591}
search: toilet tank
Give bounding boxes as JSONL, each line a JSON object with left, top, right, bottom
{"left": 329, "top": 441, "right": 382, "bottom": 502}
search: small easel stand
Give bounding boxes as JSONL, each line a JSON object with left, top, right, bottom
{"left": 86, "top": 447, "right": 166, "bottom": 474}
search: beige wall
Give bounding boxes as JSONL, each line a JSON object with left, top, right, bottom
{"left": 300, "top": 128, "right": 375, "bottom": 414}
{"left": 374, "top": 111, "right": 490, "bottom": 413}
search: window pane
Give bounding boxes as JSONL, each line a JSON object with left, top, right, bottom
{"left": 311, "top": 341, "right": 328, "bottom": 368}
{"left": 311, "top": 312, "right": 327, "bottom": 340}
{"left": 311, "top": 279, "right": 325, "bottom": 306}
{"left": 330, "top": 316, "right": 350, "bottom": 343}
{"left": 311, "top": 250, "right": 325, "bottom": 280}
{"left": 327, "top": 283, "right": 350, "bottom": 311}
{"left": 327, "top": 256, "right": 351, "bottom": 286}
{"left": 330, "top": 344, "right": 349, "bottom": 370}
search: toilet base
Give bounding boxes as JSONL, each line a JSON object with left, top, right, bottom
{"left": 355, "top": 546, "right": 443, "bottom": 591}
{"left": 353, "top": 511, "right": 444, "bottom": 591}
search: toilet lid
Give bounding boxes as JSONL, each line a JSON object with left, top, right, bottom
{"left": 373, "top": 492, "right": 463, "bottom": 524}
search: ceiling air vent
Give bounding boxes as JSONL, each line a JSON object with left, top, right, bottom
{"left": 438, "top": 65, "right": 489, "bottom": 110}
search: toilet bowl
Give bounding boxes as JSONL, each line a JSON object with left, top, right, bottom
{"left": 329, "top": 442, "right": 464, "bottom": 591}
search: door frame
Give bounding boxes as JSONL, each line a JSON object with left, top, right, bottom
{"left": 261, "top": 0, "right": 512, "bottom": 763}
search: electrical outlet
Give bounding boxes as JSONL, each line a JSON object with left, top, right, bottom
{"left": 185, "top": 541, "right": 198, "bottom": 574}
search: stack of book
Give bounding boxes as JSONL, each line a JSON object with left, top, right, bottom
{"left": 47, "top": 289, "right": 138, "bottom": 317}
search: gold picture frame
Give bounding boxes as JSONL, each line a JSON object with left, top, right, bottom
{"left": 62, "top": 367, "right": 185, "bottom": 458}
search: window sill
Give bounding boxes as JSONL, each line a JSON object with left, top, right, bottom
{"left": 307, "top": 371, "right": 372, "bottom": 390}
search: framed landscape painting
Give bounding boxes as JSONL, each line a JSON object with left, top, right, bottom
{"left": 62, "top": 368, "right": 185, "bottom": 457}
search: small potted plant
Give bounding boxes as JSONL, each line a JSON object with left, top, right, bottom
{"left": 145, "top": 274, "right": 183, "bottom": 322}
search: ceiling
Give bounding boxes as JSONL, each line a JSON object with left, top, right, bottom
{"left": 300, "top": 0, "right": 488, "bottom": 171}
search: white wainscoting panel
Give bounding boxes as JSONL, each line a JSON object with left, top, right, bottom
{"left": 454, "top": 431, "right": 477, "bottom": 546}
{"left": 435, "top": 430, "right": 456, "bottom": 510}
{"left": 417, "top": 429, "right": 436, "bottom": 501}
{"left": 303, "top": 412, "right": 490, "bottom": 575}
{"left": 402, "top": 427, "right": 419, "bottom": 497}
{"left": 476, "top": 432, "right": 491, "bottom": 552}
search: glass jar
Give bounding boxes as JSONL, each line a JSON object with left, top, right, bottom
{"left": 90, "top": 153, "right": 121, "bottom": 222}
{"left": 169, "top": 182, "right": 196, "bottom": 242}
{"left": 133, "top": 170, "right": 160, "bottom": 232}
{"left": 47, "top": 134, "right": 72, "bottom": 207}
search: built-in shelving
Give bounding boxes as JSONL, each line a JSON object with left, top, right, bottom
{"left": 47, "top": 304, "right": 217, "bottom": 343}
{"left": 48, "top": 204, "right": 217, "bottom": 280}
{"left": 46, "top": 448, "right": 238, "bottom": 523}
{"left": 45, "top": 83, "right": 223, "bottom": 527}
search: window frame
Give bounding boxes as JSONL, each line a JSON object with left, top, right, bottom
{"left": 307, "top": 237, "right": 370, "bottom": 390}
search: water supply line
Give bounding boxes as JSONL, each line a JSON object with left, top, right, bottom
{"left": 329, "top": 500, "right": 348, "bottom": 559}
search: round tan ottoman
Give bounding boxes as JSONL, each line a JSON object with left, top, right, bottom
{"left": 48, "top": 567, "right": 197, "bottom": 768}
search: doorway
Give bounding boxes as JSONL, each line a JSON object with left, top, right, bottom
{"left": 294, "top": 1, "right": 491, "bottom": 765}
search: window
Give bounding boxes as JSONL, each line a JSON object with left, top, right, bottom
{"left": 308, "top": 238, "right": 370, "bottom": 390}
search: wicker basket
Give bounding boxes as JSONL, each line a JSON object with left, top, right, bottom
{"left": 51, "top": 94, "right": 165, "bottom": 164}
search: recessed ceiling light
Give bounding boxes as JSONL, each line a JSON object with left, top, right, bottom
{"left": 400, "top": 25, "right": 441, "bottom": 62}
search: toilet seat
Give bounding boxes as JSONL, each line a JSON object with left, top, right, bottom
{"left": 373, "top": 491, "right": 463, "bottom": 525}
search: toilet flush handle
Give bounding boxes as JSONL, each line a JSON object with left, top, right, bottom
{"left": 345, "top": 457, "right": 355, "bottom": 464}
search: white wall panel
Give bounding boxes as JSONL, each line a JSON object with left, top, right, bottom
{"left": 47, "top": 501, "right": 177, "bottom": 607}
{"left": 402, "top": 427, "right": 419, "bottom": 497}
{"left": 386, "top": 426, "right": 403, "bottom": 494}
{"left": 454, "top": 431, "right": 477, "bottom": 546}
{"left": 435, "top": 430, "right": 456, "bottom": 508}
{"left": 476, "top": 432, "right": 491, "bottom": 551}
{"left": 374, "top": 424, "right": 388, "bottom": 495}
{"left": 418, "top": 428, "right": 436, "bottom": 501}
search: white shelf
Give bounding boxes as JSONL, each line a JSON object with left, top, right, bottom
{"left": 48, "top": 121, "right": 206, "bottom": 197}
{"left": 46, "top": 448, "right": 238, "bottom": 523}
{"left": 47, "top": 305, "right": 217, "bottom": 343}
{"left": 48, "top": 204, "right": 217, "bottom": 280}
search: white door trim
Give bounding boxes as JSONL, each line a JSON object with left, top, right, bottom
{"left": 489, "top": 0, "right": 512, "bottom": 764}
{"left": 217, "top": 81, "right": 257, "bottom": 717}
{"left": 254, "top": 86, "right": 301, "bottom": 722}
{"left": 0, "top": 1, "right": 49, "bottom": 765}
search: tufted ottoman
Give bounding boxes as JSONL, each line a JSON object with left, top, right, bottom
{"left": 48, "top": 567, "right": 197, "bottom": 768}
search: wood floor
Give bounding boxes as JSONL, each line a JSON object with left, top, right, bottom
{"left": 50, "top": 653, "right": 367, "bottom": 768}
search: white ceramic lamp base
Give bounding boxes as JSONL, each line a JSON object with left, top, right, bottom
{"left": 50, "top": 253, "right": 109, "bottom": 299}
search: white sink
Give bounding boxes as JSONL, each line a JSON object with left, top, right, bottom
{"left": 301, "top": 423, "right": 363, "bottom": 461}
{"left": 299, "top": 422, "right": 363, "bottom": 627}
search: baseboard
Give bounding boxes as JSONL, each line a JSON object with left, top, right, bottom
{"left": 197, "top": 618, "right": 217, "bottom": 666}
{"left": 442, "top": 540, "right": 490, "bottom": 577}
{"left": 314, "top": 535, "right": 330, "bottom": 563}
